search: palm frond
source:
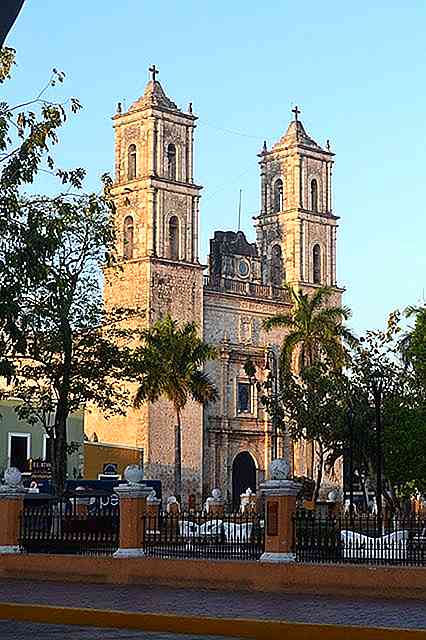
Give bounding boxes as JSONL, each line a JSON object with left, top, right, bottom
{"left": 263, "top": 313, "right": 293, "bottom": 331}
{"left": 190, "top": 369, "right": 218, "bottom": 405}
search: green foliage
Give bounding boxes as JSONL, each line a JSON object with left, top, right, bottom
{"left": 5, "top": 192, "right": 140, "bottom": 494}
{"left": 0, "top": 47, "right": 83, "bottom": 380}
{"left": 342, "top": 312, "right": 425, "bottom": 508}
{"left": 133, "top": 315, "right": 217, "bottom": 496}
{"left": 279, "top": 363, "right": 348, "bottom": 500}
{"left": 258, "top": 301, "right": 425, "bottom": 507}
{"left": 0, "top": 49, "right": 138, "bottom": 494}
{"left": 263, "top": 284, "right": 354, "bottom": 372}
{"left": 402, "top": 304, "right": 426, "bottom": 391}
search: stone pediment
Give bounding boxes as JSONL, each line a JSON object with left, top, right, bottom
{"left": 211, "top": 230, "right": 258, "bottom": 258}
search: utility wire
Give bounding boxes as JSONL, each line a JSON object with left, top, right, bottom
{"left": 202, "top": 165, "right": 254, "bottom": 203}
{"left": 199, "top": 120, "right": 266, "bottom": 141}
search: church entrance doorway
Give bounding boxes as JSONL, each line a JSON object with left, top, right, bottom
{"left": 232, "top": 451, "right": 256, "bottom": 509}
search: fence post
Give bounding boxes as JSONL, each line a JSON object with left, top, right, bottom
{"left": 260, "top": 459, "right": 301, "bottom": 563}
{"left": 75, "top": 486, "right": 90, "bottom": 517}
{"left": 208, "top": 488, "right": 225, "bottom": 518}
{"left": 113, "top": 466, "right": 152, "bottom": 558}
{"left": 0, "top": 468, "right": 28, "bottom": 554}
{"left": 146, "top": 489, "right": 161, "bottom": 531}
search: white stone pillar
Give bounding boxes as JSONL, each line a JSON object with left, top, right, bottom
{"left": 260, "top": 459, "right": 301, "bottom": 563}
{"left": 113, "top": 465, "right": 153, "bottom": 558}
{"left": 0, "top": 468, "right": 28, "bottom": 554}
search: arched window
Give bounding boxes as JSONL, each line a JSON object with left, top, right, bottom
{"left": 273, "top": 179, "right": 283, "bottom": 212}
{"left": 313, "top": 244, "right": 321, "bottom": 284}
{"left": 167, "top": 143, "right": 177, "bottom": 180}
{"left": 127, "top": 144, "right": 137, "bottom": 180}
{"left": 123, "top": 215, "right": 134, "bottom": 259}
{"left": 271, "top": 244, "right": 284, "bottom": 286}
{"left": 311, "top": 179, "right": 318, "bottom": 212}
{"left": 169, "top": 215, "right": 179, "bottom": 260}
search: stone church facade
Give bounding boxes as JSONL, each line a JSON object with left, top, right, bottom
{"left": 85, "top": 71, "right": 343, "bottom": 503}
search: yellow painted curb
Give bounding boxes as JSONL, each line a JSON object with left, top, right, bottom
{"left": 0, "top": 602, "right": 424, "bottom": 639}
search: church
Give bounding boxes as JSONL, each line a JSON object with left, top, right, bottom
{"left": 85, "top": 67, "right": 343, "bottom": 504}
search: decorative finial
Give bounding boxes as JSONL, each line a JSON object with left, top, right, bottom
{"left": 123, "top": 464, "right": 144, "bottom": 485}
{"left": 292, "top": 105, "right": 301, "bottom": 122}
{"left": 117, "top": 102, "right": 122, "bottom": 114}
{"left": 326, "top": 139, "right": 331, "bottom": 151}
{"left": 262, "top": 140, "right": 267, "bottom": 153}
{"left": 149, "top": 64, "right": 159, "bottom": 82}
{"left": 188, "top": 102, "right": 193, "bottom": 114}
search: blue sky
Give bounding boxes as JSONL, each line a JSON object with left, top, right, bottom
{"left": 5, "top": 1, "right": 426, "bottom": 334}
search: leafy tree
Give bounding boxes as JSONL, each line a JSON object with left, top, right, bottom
{"left": 0, "top": 49, "right": 132, "bottom": 493}
{"left": 133, "top": 315, "right": 218, "bottom": 498}
{"left": 263, "top": 285, "right": 355, "bottom": 372}
{"left": 5, "top": 191, "right": 140, "bottom": 494}
{"left": 261, "top": 285, "right": 354, "bottom": 484}
{"left": 0, "top": 47, "right": 82, "bottom": 379}
{"left": 273, "top": 364, "right": 347, "bottom": 501}
{"left": 402, "top": 304, "right": 426, "bottom": 390}
{"left": 341, "top": 312, "right": 425, "bottom": 512}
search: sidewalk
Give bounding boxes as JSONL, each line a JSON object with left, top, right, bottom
{"left": 0, "top": 579, "right": 424, "bottom": 630}
{"left": 0, "top": 620, "right": 236, "bottom": 640}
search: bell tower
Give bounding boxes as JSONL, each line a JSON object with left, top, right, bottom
{"left": 102, "top": 66, "right": 204, "bottom": 498}
{"left": 255, "top": 107, "right": 340, "bottom": 294}
{"left": 106, "top": 65, "right": 203, "bottom": 319}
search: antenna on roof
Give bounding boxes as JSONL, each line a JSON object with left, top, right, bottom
{"left": 237, "top": 189, "right": 243, "bottom": 231}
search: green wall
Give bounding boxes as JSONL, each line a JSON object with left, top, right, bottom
{"left": 0, "top": 400, "right": 84, "bottom": 478}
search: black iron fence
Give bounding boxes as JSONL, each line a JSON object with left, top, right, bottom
{"left": 293, "top": 511, "right": 426, "bottom": 566}
{"left": 19, "top": 493, "right": 119, "bottom": 556}
{"left": 143, "top": 511, "right": 264, "bottom": 560}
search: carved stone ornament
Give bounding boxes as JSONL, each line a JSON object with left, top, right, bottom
{"left": 167, "top": 194, "right": 185, "bottom": 214}
{"left": 123, "top": 464, "right": 144, "bottom": 485}
{"left": 164, "top": 124, "right": 183, "bottom": 145}
{"left": 4, "top": 467, "right": 22, "bottom": 487}
{"left": 124, "top": 125, "right": 139, "bottom": 143}
{"left": 269, "top": 458, "right": 291, "bottom": 481}
{"left": 211, "top": 488, "right": 222, "bottom": 500}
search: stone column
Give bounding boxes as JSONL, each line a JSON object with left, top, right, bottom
{"left": 194, "top": 195, "right": 200, "bottom": 262}
{"left": 146, "top": 490, "right": 161, "bottom": 533}
{"left": 189, "top": 126, "right": 194, "bottom": 183}
{"left": 260, "top": 459, "right": 301, "bottom": 563}
{"left": 146, "top": 188, "right": 156, "bottom": 257}
{"left": 113, "top": 466, "right": 152, "bottom": 558}
{"left": 0, "top": 468, "right": 28, "bottom": 554}
{"left": 207, "top": 488, "right": 225, "bottom": 518}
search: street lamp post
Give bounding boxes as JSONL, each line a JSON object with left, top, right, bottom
{"left": 372, "top": 379, "right": 384, "bottom": 532}
{"left": 264, "top": 347, "right": 279, "bottom": 460}
{"left": 347, "top": 405, "right": 355, "bottom": 524}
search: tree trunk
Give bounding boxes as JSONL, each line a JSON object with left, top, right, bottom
{"left": 359, "top": 471, "right": 369, "bottom": 512}
{"left": 51, "top": 318, "right": 72, "bottom": 496}
{"left": 174, "top": 408, "right": 182, "bottom": 501}
{"left": 52, "top": 412, "right": 67, "bottom": 496}
{"left": 313, "top": 442, "right": 324, "bottom": 503}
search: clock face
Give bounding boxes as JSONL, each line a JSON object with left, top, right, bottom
{"left": 238, "top": 259, "right": 250, "bottom": 278}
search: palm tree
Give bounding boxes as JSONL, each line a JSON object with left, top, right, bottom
{"left": 133, "top": 314, "right": 218, "bottom": 498}
{"left": 263, "top": 285, "right": 355, "bottom": 486}
{"left": 263, "top": 285, "right": 355, "bottom": 372}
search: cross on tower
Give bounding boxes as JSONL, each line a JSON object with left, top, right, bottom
{"left": 149, "top": 64, "right": 159, "bottom": 82}
{"left": 292, "top": 105, "right": 301, "bottom": 121}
